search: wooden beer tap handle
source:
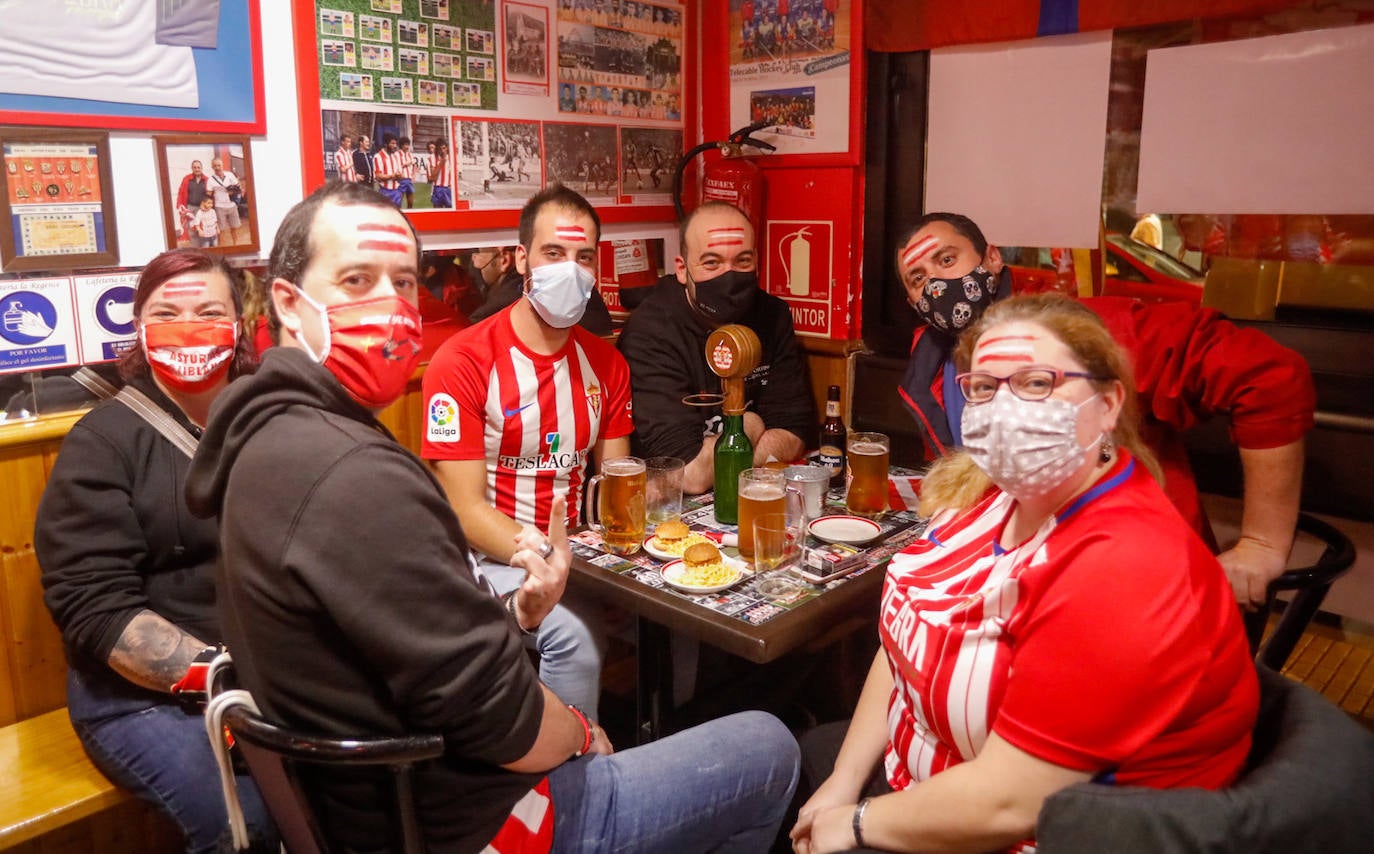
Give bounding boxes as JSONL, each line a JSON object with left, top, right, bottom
{"left": 704, "top": 325, "right": 761, "bottom": 415}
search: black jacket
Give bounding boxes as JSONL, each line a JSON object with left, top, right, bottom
{"left": 37, "top": 376, "right": 220, "bottom": 697}
{"left": 617, "top": 274, "right": 816, "bottom": 462}
{"left": 186, "top": 348, "right": 542, "bottom": 853}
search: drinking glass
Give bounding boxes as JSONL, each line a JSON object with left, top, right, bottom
{"left": 754, "top": 511, "right": 803, "bottom": 598}
{"left": 784, "top": 464, "right": 830, "bottom": 520}
{"left": 645, "top": 456, "right": 685, "bottom": 527}
{"left": 737, "top": 468, "right": 786, "bottom": 559}
{"left": 586, "top": 456, "right": 646, "bottom": 555}
{"left": 845, "top": 432, "right": 891, "bottom": 519}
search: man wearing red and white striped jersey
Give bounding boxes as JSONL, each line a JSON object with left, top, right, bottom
{"left": 334, "top": 134, "right": 357, "bottom": 183}
{"left": 423, "top": 185, "right": 630, "bottom": 717}
{"left": 372, "top": 134, "right": 405, "bottom": 207}
{"left": 428, "top": 138, "right": 453, "bottom": 208}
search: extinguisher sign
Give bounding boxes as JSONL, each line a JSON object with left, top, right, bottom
{"left": 765, "top": 220, "right": 833, "bottom": 337}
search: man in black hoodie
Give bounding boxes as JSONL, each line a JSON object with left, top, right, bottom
{"left": 186, "top": 181, "right": 798, "bottom": 852}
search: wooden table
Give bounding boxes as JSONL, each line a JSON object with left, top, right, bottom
{"left": 568, "top": 504, "right": 923, "bottom": 741}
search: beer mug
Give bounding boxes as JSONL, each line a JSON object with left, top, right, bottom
{"left": 845, "top": 432, "right": 891, "bottom": 519}
{"left": 587, "top": 456, "right": 646, "bottom": 555}
{"left": 737, "top": 468, "right": 804, "bottom": 560}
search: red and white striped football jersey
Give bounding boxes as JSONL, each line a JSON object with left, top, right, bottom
{"left": 335, "top": 147, "right": 356, "bottom": 182}
{"left": 421, "top": 306, "right": 633, "bottom": 532}
{"left": 374, "top": 149, "right": 403, "bottom": 189}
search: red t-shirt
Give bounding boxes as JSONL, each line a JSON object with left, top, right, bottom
{"left": 421, "top": 306, "right": 633, "bottom": 530}
{"left": 882, "top": 454, "right": 1257, "bottom": 799}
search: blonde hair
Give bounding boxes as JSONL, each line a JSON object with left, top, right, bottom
{"left": 918, "top": 293, "right": 1163, "bottom": 517}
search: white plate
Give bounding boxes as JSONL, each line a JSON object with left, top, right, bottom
{"left": 642, "top": 532, "right": 712, "bottom": 562}
{"left": 660, "top": 558, "right": 745, "bottom": 594}
{"left": 808, "top": 515, "right": 883, "bottom": 546}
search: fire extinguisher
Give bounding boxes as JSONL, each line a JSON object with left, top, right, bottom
{"left": 780, "top": 227, "right": 811, "bottom": 297}
{"left": 674, "top": 121, "right": 775, "bottom": 237}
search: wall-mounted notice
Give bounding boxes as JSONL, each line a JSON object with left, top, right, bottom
{"left": 0, "top": 277, "right": 80, "bottom": 374}
{"left": 73, "top": 273, "right": 140, "bottom": 364}
{"left": 765, "top": 219, "right": 834, "bottom": 336}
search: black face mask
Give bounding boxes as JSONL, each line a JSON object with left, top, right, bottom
{"left": 911, "top": 265, "right": 997, "bottom": 336}
{"left": 690, "top": 270, "right": 758, "bottom": 325}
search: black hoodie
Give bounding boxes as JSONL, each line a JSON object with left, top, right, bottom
{"left": 186, "top": 347, "right": 543, "bottom": 853}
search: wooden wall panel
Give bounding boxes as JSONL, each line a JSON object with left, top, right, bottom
{"left": 2, "top": 550, "right": 66, "bottom": 720}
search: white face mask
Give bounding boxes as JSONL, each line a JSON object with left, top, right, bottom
{"left": 526, "top": 260, "right": 595, "bottom": 328}
{"left": 960, "top": 390, "right": 1103, "bottom": 501}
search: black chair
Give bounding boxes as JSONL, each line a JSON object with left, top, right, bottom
{"left": 207, "top": 665, "right": 444, "bottom": 854}
{"left": 1253, "top": 512, "right": 1357, "bottom": 671}
{"left": 1037, "top": 665, "right": 1374, "bottom": 853}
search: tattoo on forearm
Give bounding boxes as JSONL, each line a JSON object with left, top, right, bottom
{"left": 107, "top": 610, "right": 207, "bottom": 692}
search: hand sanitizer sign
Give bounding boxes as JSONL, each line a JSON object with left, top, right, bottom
{"left": 0, "top": 277, "right": 80, "bottom": 374}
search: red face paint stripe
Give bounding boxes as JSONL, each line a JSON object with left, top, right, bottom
{"left": 357, "top": 222, "right": 411, "bottom": 236}
{"left": 978, "top": 335, "right": 1037, "bottom": 345}
{"left": 901, "top": 236, "right": 939, "bottom": 267}
{"left": 555, "top": 226, "right": 587, "bottom": 241}
{"left": 978, "top": 353, "right": 1035, "bottom": 363}
{"left": 707, "top": 239, "right": 745, "bottom": 248}
{"left": 357, "top": 239, "right": 414, "bottom": 253}
{"left": 162, "top": 283, "right": 208, "bottom": 296}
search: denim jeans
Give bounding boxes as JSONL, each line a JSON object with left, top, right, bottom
{"left": 480, "top": 555, "right": 608, "bottom": 719}
{"left": 547, "top": 710, "right": 800, "bottom": 853}
{"left": 67, "top": 668, "right": 276, "bottom": 853}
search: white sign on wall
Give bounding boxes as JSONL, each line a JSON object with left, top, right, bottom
{"left": 0, "top": 277, "right": 80, "bottom": 375}
{"left": 74, "top": 272, "right": 140, "bottom": 364}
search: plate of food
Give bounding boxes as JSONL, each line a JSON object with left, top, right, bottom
{"left": 660, "top": 542, "right": 745, "bottom": 593}
{"left": 643, "top": 517, "right": 713, "bottom": 561}
{"left": 808, "top": 515, "right": 883, "bottom": 547}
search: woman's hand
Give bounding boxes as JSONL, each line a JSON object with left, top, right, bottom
{"left": 508, "top": 496, "right": 572, "bottom": 630}
{"left": 791, "top": 775, "right": 862, "bottom": 854}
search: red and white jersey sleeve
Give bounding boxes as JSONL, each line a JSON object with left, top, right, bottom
{"left": 881, "top": 455, "right": 1257, "bottom": 806}
{"left": 335, "top": 149, "right": 356, "bottom": 182}
{"left": 421, "top": 308, "right": 632, "bottom": 530}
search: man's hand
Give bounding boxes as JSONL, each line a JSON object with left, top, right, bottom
{"left": 791, "top": 775, "right": 861, "bottom": 854}
{"left": 508, "top": 496, "right": 571, "bottom": 630}
{"left": 1218, "top": 536, "right": 1288, "bottom": 610}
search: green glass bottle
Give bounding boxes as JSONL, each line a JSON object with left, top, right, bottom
{"left": 713, "top": 412, "right": 753, "bottom": 525}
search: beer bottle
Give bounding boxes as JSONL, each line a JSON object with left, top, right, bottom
{"left": 713, "top": 413, "right": 753, "bottom": 525}
{"left": 819, "top": 384, "right": 846, "bottom": 488}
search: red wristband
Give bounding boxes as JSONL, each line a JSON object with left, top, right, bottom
{"left": 568, "top": 705, "right": 593, "bottom": 758}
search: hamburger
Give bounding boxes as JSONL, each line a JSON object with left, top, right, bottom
{"left": 683, "top": 541, "right": 722, "bottom": 570}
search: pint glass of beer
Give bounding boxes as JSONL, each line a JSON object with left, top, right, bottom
{"left": 587, "top": 456, "right": 647, "bottom": 555}
{"left": 845, "top": 432, "right": 890, "bottom": 519}
{"left": 737, "top": 468, "right": 785, "bottom": 559}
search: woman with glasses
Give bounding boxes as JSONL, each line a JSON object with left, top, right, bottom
{"left": 790, "top": 294, "right": 1258, "bottom": 854}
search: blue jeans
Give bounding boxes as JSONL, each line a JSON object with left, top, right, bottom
{"left": 481, "top": 556, "right": 608, "bottom": 719}
{"left": 67, "top": 668, "right": 276, "bottom": 853}
{"left": 548, "top": 710, "right": 799, "bottom": 852}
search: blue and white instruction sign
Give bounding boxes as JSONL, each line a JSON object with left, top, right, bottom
{"left": 74, "top": 272, "right": 139, "bottom": 363}
{"left": 0, "top": 277, "right": 80, "bottom": 374}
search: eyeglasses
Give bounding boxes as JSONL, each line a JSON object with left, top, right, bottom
{"left": 955, "top": 367, "right": 1107, "bottom": 404}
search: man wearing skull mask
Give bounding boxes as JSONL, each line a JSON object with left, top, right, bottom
{"left": 896, "top": 212, "right": 1315, "bottom": 621}
{"left": 619, "top": 201, "right": 815, "bottom": 493}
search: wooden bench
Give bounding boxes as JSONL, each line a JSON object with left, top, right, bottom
{"left": 0, "top": 414, "right": 178, "bottom": 853}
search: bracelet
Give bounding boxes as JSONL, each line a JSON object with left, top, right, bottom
{"left": 502, "top": 590, "right": 536, "bottom": 636}
{"left": 567, "top": 705, "right": 594, "bottom": 757}
{"left": 853, "top": 797, "right": 871, "bottom": 849}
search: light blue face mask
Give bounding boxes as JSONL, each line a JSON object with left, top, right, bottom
{"left": 526, "top": 260, "right": 595, "bottom": 328}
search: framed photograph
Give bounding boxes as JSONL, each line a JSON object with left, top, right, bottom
{"left": 0, "top": 2, "right": 265, "bottom": 134}
{"left": 504, "top": 1, "right": 550, "bottom": 96}
{"left": 153, "top": 135, "right": 260, "bottom": 256}
{"left": 0, "top": 127, "right": 118, "bottom": 273}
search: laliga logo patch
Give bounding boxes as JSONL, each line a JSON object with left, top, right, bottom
{"left": 586, "top": 382, "right": 602, "bottom": 416}
{"left": 711, "top": 340, "right": 734, "bottom": 371}
{"left": 426, "top": 393, "right": 459, "bottom": 442}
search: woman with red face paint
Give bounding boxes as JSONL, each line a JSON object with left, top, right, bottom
{"left": 35, "top": 249, "right": 277, "bottom": 853}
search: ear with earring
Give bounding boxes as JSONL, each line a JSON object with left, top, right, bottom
{"left": 1099, "top": 434, "right": 1115, "bottom": 464}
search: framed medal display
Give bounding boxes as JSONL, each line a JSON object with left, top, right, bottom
{"left": 154, "top": 135, "right": 261, "bottom": 257}
{"left": 0, "top": 127, "right": 119, "bottom": 273}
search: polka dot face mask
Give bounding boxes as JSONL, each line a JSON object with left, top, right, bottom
{"left": 960, "top": 390, "right": 1102, "bottom": 501}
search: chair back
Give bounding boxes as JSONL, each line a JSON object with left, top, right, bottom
{"left": 1036, "top": 665, "right": 1374, "bottom": 853}
{"left": 208, "top": 666, "right": 444, "bottom": 854}
{"left": 1256, "top": 512, "right": 1356, "bottom": 671}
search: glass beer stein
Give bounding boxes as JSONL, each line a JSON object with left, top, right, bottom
{"left": 587, "top": 456, "right": 647, "bottom": 555}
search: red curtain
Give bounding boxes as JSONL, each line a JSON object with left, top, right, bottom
{"left": 864, "top": 0, "right": 1305, "bottom": 53}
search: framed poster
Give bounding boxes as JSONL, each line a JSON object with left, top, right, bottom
{"left": 0, "top": 2, "right": 265, "bottom": 134}
{"left": 503, "top": 1, "right": 550, "bottom": 96}
{"left": 154, "top": 135, "right": 261, "bottom": 256}
{"left": 0, "top": 128, "right": 119, "bottom": 273}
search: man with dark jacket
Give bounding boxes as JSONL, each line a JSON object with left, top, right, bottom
{"left": 351, "top": 134, "right": 374, "bottom": 186}
{"left": 618, "top": 201, "right": 815, "bottom": 493}
{"left": 186, "top": 181, "right": 799, "bottom": 853}
{"left": 467, "top": 244, "right": 614, "bottom": 334}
